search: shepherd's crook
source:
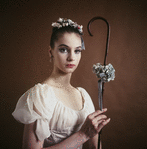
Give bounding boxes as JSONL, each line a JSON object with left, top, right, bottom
{"left": 87, "top": 16, "right": 110, "bottom": 149}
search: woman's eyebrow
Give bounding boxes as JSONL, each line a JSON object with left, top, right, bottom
{"left": 58, "top": 44, "right": 68, "bottom": 47}
{"left": 58, "top": 44, "right": 82, "bottom": 49}
{"left": 76, "top": 46, "right": 82, "bottom": 49}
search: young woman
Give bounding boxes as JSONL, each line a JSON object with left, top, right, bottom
{"left": 12, "top": 18, "right": 110, "bottom": 149}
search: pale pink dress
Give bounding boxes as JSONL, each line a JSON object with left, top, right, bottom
{"left": 12, "top": 83, "right": 95, "bottom": 148}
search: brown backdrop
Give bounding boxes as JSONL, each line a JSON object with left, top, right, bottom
{"left": 1, "top": 0, "right": 147, "bottom": 148}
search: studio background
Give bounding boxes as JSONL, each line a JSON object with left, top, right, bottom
{"left": 1, "top": 0, "right": 146, "bottom": 148}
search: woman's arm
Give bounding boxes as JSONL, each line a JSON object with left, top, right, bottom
{"left": 22, "top": 122, "right": 44, "bottom": 149}
{"left": 22, "top": 121, "right": 89, "bottom": 149}
{"left": 23, "top": 109, "right": 110, "bottom": 149}
{"left": 83, "top": 134, "right": 98, "bottom": 149}
{"left": 83, "top": 134, "right": 102, "bottom": 149}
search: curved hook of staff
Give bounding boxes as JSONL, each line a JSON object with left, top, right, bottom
{"left": 87, "top": 16, "right": 110, "bottom": 66}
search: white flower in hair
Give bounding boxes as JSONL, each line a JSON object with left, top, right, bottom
{"left": 58, "top": 18, "right": 63, "bottom": 22}
{"left": 68, "top": 19, "right": 73, "bottom": 24}
{"left": 63, "top": 23, "right": 66, "bottom": 27}
{"left": 51, "top": 18, "right": 83, "bottom": 34}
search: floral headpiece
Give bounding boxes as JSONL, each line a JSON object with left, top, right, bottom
{"left": 52, "top": 18, "right": 83, "bottom": 34}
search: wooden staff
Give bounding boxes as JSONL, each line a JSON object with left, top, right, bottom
{"left": 87, "top": 16, "right": 110, "bottom": 149}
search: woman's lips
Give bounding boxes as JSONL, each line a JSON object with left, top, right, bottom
{"left": 66, "top": 64, "right": 76, "bottom": 68}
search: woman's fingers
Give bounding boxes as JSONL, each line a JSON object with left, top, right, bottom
{"left": 91, "top": 109, "right": 110, "bottom": 132}
{"left": 97, "top": 118, "right": 111, "bottom": 131}
{"left": 92, "top": 114, "right": 107, "bottom": 125}
{"left": 93, "top": 119, "right": 104, "bottom": 128}
{"left": 90, "top": 108, "right": 107, "bottom": 119}
{"left": 80, "top": 108, "right": 110, "bottom": 138}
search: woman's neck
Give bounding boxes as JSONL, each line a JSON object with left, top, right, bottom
{"left": 44, "top": 70, "right": 72, "bottom": 88}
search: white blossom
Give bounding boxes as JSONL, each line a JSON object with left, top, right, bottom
{"left": 51, "top": 18, "right": 83, "bottom": 34}
{"left": 93, "top": 63, "right": 115, "bottom": 82}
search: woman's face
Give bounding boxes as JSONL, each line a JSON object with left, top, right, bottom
{"left": 51, "top": 32, "right": 82, "bottom": 74}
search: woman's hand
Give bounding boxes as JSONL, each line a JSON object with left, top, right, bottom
{"left": 79, "top": 108, "right": 110, "bottom": 139}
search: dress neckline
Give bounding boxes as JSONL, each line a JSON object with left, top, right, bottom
{"left": 38, "top": 83, "right": 85, "bottom": 112}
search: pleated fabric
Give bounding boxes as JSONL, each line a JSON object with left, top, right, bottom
{"left": 12, "top": 83, "right": 95, "bottom": 147}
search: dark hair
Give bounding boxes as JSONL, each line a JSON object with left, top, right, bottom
{"left": 50, "top": 26, "right": 85, "bottom": 49}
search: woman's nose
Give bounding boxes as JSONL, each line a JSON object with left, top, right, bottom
{"left": 67, "top": 52, "right": 75, "bottom": 61}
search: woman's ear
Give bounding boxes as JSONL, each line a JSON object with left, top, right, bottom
{"left": 48, "top": 46, "right": 53, "bottom": 57}
{"left": 48, "top": 46, "right": 54, "bottom": 62}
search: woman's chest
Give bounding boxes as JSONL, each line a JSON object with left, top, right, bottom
{"left": 49, "top": 101, "right": 87, "bottom": 132}
{"left": 53, "top": 88, "right": 84, "bottom": 111}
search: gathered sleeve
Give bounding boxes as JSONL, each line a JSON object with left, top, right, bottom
{"left": 12, "top": 83, "right": 57, "bottom": 141}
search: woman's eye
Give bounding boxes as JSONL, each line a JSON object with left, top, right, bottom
{"left": 59, "top": 48, "right": 68, "bottom": 53}
{"left": 75, "top": 49, "right": 82, "bottom": 54}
